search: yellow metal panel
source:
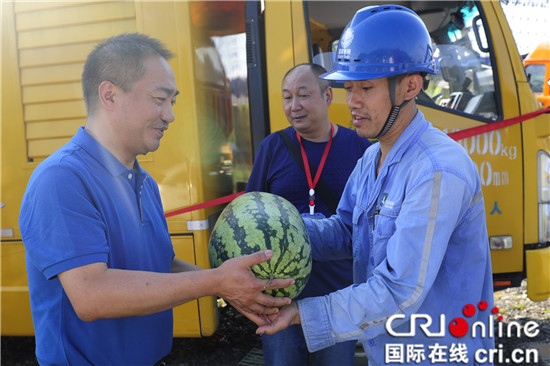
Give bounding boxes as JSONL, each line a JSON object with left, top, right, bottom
{"left": 173, "top": 301, "right": 202, "bottom": 337}
{"left": 265, "top": 0, "right": 295, "bottom": 134}
{"left": 523, "top": 119, "right": 550, "bottom": 246}
{"left": 14, "top": 1, "right": 87, "bottom": 12}
{"left": 291, "top": 1, "right": 308, "bottom": 66}
{"left": 197, "top": 296, "right": 217, "bottom": 336}
{"left": 14, "top": 0, "right": 139, "bottom": 166}
{"left": 474, "top": 125, "right": 524, "bottom": 274}
{"left": 16, "top": 2, "right": 135, "bottom": 31}
{"left": 23, "top": 82, "right": 82, "bottom": 104}
{"left": 172, "top": 235, "right": 202, "bottom": 336}
{"left": 21, "top": 63, "right": 84, "bottom": 86}
{"left": 1, "top": 0, "right": 31, "bottom": 236}
{"left": 28, "top": 137, "right": 72, "bottom": 159}
{"left": 137, "top": 1, "right": 200, "bottom": 218}
{"left": 463, "top": 2, "right": 523, "bottom": 275}
{"left": 1, "top": 242, "right": 28, "bottom": 288}
{"left": 26, "top": 120, "right": 84, "bottom": 140}
{"left": 483, "top": 2, "right": 520, "bottom": 119}
{"left": 1, "top": 242, "right": 34, "bottom": 336}
{"left": 483, "top": 2, "right": 549, "bottom": 278}
{"left": 25, "top": 100, "right": 85, "bottom": 122}
{"left": 515, "top": 45, "right": 550, "bottom": 246}
{"left": 172, "top": 236, "right": 196, "bottom": 267}
{"left": 526, "top": 247, "right": 550, "bottom": 301}
{"left": 170, "top": 234, "right": 217, "bottom": 337}
{"left": 192, "top": 230, "right": 217, "bottom": 336}
{"left": 192, "top": 230, "right": 212, "bottom": 270}
{"left": 19, "top": 44, "right": 92, "bottom": 68}
{"left": 17, "top": 19, "right": 137, "bottom": 49}
{"left": 135, "top": 2, "right": 218, "bottom": 337}
{"left": 1, "top": 291, "right": 35, "bottom": 336}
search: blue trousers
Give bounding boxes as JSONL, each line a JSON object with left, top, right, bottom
{"left": 262, "top": 324, "right": 357, "bottom": 366}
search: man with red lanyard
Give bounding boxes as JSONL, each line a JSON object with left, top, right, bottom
{"left": 246, "top": 63, "right": 371, "bottom": 366}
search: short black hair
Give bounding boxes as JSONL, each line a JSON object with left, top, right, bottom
{"left": 82, "top": 33, "right": 174, "bottom": 115}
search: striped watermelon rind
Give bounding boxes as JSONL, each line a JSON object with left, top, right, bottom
{"left": 208, "top": 192, "right": 312, "bottom": 299}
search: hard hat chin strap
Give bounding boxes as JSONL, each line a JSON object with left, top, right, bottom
{"left": 374, "top": 77, "right": 412, "bottom": 139}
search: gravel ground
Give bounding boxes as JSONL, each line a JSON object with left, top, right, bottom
{"left": 164, "top": 301, "right": 263, "bottom": 366}
{"left": 490, "top": 280, "right": 550, "bottom": 366}
{"left": 2, "top": 280, "right": 549, "bottom": 366}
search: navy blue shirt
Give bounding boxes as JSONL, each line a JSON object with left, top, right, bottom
{"left": 246, "top": 125, "right": 371, "bottom": 298}
{"left": 20, "top": 127, "right": 174, "bottom": 365}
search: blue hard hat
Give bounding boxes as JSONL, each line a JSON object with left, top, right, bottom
{"left": 321, "top": 4, "right": 437, "bottom": 81}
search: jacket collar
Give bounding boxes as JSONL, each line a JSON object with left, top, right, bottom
{"left": 381, "top": 109, "right": 428, "bottom": 169}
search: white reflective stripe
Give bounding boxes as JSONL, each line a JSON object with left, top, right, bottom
{"left": 471, "top": 191, "right": 482, "bottom": 207}
{"left": 187, "top": 219, "right": 209, "bottom": 231}
{"left": 400, "top": 170, "right": 441, "bottom": 310}
{"left": 1, "top": 228, "right": 14, "bottom": 238}
{"left": 352, "top": 171, "right": 443, "bottom": 335}
{"left": 1, "top": 286, "right": 29, "bottom": 292}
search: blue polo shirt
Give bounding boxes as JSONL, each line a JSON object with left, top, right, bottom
{"left": 20, "top": 127, "right": 175, "bottom": 365}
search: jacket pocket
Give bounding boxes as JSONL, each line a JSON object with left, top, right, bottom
{"left": 374, "top": 211, "right": 397, "bottom": 238}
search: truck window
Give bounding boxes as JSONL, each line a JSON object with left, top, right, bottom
{"left": 525, "top": 64, "right": 546, "bottom": 94}
{"left": 190, "top": 2, "right": 253, "bottom": 196}
{"left": 306, "top": 1, "right": 499, "bottom": 121}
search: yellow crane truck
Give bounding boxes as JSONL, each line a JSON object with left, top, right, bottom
{"left": 2, "top": 0, "right": 549, "bottom": 337}
{"left": 524, "top": 41, "right": 550, "bottom": 109}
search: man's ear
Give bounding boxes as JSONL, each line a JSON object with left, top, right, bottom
{"left": 98, "top": 81, "right": 118, "bottom": 111}
{"left": 325, "top": 86, "right": 333, "bottom": 105}
{"left": 404, "top": 74, "right": 424, "bottom": 100}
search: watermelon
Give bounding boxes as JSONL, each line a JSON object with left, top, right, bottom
{"left": 208, "top": 192, "right": 312, "bottom": 299}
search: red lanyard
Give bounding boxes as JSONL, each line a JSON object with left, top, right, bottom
{"left": 296, "top": 123, "right": 334, "bottom": 215}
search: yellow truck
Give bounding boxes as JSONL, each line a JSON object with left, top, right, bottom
{"left": 524, "top": 41, "right": 550, "bottom": 109}
{"left": 2, "top": 0, "right": 549, "bottom": 337}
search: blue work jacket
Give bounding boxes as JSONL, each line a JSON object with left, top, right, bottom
{"left": 298, "top": 110, "right": 495, "bottom": 365}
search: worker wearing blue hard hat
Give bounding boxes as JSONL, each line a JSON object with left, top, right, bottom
{"left": 256, "top": 5, "right": 495, "bottom": 366}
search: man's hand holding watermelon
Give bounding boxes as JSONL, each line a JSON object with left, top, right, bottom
{"left": 213, "top": 249, "right": 295, "bottom": 322}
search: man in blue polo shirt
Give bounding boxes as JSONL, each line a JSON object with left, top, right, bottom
{"left": 19, "top": 33, "right": 293, "bottom": 366}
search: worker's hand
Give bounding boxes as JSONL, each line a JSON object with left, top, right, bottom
{"left": 255, "top": 301, "right": 301, "bottom": 334}
{"left": 215, "top": 250, "right": 294, "bottom": 317}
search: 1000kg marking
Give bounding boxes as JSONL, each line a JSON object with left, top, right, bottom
{"left": 456, "top": 130, "right": 518, "bottom": 187}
